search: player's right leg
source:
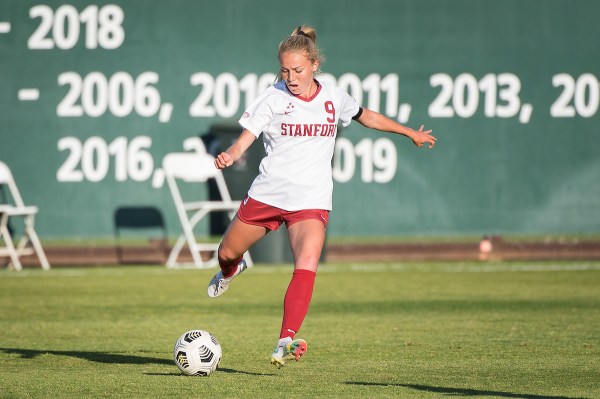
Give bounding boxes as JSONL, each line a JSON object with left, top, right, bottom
{"left": 207, "top": 216, "right": 266, "bottom": 298}
{"left": 269, "top": 217, "right": 325, "bottom": 367}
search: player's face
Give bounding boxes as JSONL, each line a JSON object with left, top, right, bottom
{"left": 279, "top": 51, "right": 319, "bottom": 98}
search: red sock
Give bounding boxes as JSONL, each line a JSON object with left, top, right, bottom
{"left": 279, "top": 269, "right": 316, "bottom": 339}
{"left": 218, "top": 254, "right": 243, "bottom": 278}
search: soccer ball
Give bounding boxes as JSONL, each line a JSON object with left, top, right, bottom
{"left": 173, "top": 330, "right": 222, "bottom": 376}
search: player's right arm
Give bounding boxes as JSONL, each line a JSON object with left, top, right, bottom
{"left": 214, "top": 129, "right": 257, "bottom": 169}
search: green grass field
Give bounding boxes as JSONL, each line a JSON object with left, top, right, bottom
{"left": 1, "top": 262, "right": 599, "bottom": 399}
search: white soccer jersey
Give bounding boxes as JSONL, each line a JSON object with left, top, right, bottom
{"left": 239, "top": 79, "right": 360, "bottom": 211}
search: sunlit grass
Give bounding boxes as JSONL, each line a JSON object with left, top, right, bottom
{"left": 1, "top": 262, "right": 598, "bottom": 398}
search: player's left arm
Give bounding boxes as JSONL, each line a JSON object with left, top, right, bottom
{"left": 355, "top": 107, "right": 437, "bottom": 149}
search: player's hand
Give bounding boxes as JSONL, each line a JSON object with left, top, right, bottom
{"left": 412, "top": 125, "right": 437, "bottom": 149}
{"left": 214, "top": 152, "right": 234, "bottom": 169}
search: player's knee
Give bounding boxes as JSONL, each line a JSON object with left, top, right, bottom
{"left": 217, "top": 244, "right": 240, "bottom": 263}
{"left": 293, "top": 254, "right": 320, "bottom": 271}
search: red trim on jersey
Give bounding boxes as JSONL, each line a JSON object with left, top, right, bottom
{"left": 292, "top": 79, "right": 322, "bottom": 102}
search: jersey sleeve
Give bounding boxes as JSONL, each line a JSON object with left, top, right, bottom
{"left": 238, "top": 87, "right": 275, "bottom": 138}
{"left": 336, "top": 86, "right": 361, "bottom": 127}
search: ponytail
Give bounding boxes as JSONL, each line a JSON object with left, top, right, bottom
{"left": 290, "top": 25, "right": 317, "bottom": 43}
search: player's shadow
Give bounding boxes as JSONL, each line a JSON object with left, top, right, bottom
{"left": 344, "top": 382, "right": 590, "bottom": 399}
{"left": 218, "top": 367, "right": 274, "bottom": 376}
{"left": 2, "top": 348, "right": 275, "bottom": 377}
{"left": 0, "top": 347, "right": 172, "bottom": 366}
{"left": 145, "top": 368, "right": 274, "bottom": 377}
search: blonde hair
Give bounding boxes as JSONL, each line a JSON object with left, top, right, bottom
{"left": 276, "top": 25, "right": 324, "bottom": 82}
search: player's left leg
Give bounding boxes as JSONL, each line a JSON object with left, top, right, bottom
{"left": 271, "top": 218, "right": 326, "bottom": 367}
{"left": 207, "top": 216, "right": 267, "bottom": 298}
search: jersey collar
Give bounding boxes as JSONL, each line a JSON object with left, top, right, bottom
{"left": 291, "top": 79, "right": 322, "bottom": 102}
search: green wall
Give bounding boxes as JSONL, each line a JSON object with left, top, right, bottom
{"left": 1, "top": 0, "right": 599, "bottom": 239}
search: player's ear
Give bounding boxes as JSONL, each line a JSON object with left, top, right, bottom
{"left": 312, "top": 60, "right": 319, "bottom": 72}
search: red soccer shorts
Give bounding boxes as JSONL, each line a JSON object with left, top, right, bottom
{"left": 236, "top": 195, "right": 329, "bottom": 231}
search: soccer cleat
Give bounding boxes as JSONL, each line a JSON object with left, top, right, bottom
{"left": 207, "top": 259, "right": 248, "bottom": 298}
{"left": 270, "top": 337, "right": 307, "bottom": 368}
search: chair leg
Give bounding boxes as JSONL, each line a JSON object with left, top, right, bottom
{"left": 26, "top": 221, "right": 50, "bottom": 270}
{"left": 15, "top": 231, "right": 30, "bottom": 256}
{"left": 0, "top": 222, "right": 22, "bottom": 271}
{"left": 181, "top": 217, "right": 206, "bottom": 268}
{"left": 188, "top": 240, "right": 205, "bottom": 267}
{"left": 166, "top": 235, "right": 186, "bottom": 268}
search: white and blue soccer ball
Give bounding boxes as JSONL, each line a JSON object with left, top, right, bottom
{"left": 173, "top": 330, "right": 222, "bottom": 376}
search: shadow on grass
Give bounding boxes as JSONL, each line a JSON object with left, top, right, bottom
{"left": 344, "top": 382, "right": 589, "bottom": 399}
{"left": 145, "top": 368, "right": 274, "bottom": 377}
{"left": 2, "top": 348, "right": 275, "bottom": 377}
{"left": 219, "top": 367, "right": 275, "bottom": 376}
{"left": 0, "top": 347, "right": 172, "bottom": 365}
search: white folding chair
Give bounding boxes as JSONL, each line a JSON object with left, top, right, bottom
{"left": 162, "top": 151, "right": 252, "bottom": 268}
{"left": 0, "top": 161, "right": 50, "bottom": 271}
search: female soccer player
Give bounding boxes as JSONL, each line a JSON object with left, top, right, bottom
{"left": 207, "top": 25, "right": 437, "bottom": 367}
